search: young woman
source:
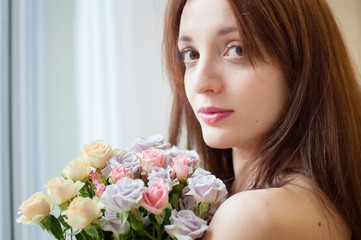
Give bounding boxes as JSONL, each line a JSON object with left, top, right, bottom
{"left": 163, "top": 0, "right": 361, "bottom": 239}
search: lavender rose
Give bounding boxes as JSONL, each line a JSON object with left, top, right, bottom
{"left": 101, "top": 209, "right": 130, "bottom": 234}
{"left": 102, "top": 151, "right": 141, "bottom": 179}
{"left": 165, "top": 210, "right": 208, "bottom": 240}
{"left": 187, "top": 174, "right": 228, "bottom": 204}
{"left": 191, "top": 167, "right": 211, "bottom": 177}
{"left": 101, "top": 177, "right": 145, "bottom": 212}
{"left": 147, "top": 166, "right": 178, "bottom": 189}
{"left": 129, "top": 135, "right": 170, "bottom": 153}
{"left": 179, "top": 186, "right": 196, "bottom": 211}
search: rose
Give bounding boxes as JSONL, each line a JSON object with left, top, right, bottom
{"left": 90, "top": 170, "right": 103, "bottom": 185}
{"left": 179, "top": 187, "right": 196, "bottom": 211}
{"left": 100, "top": 177, "right": 145, "bottom": 212}
{"left": 129, "top": 135, "right": 170, "bottom": 153}
{"left": 82, "top": 140, "right": 114, "bottom": 169}
{"left": 101, "top": 209, "right": 130, "bottom": 234}
{"left": 141, "top": 181, "right": 169, "bottom": 215}
{"left": 164, "top": 210, "right": 208, "bottom": 240}
{"left": 112, "top": 165, "right": 132, "bottom": 182}
{"left": 16, "top": 192, "right": 51, "bottom": 224}
{"left": 62, "top": 197, "right": 102, "bottom": 229}
{"left": 141, "top": 149, "right": 164, "bottom": 172}
{"left": 96, "top": 184, "right": 106, "bottom": 198}
{"left": 61, "top": 158, "right": 91, "bottom": 181}
{"left": 44, "top": 177, "right": 85, "bottom": 205}
{"left": 147, "top": 166, "right": 177, "bottom": 189}
{"left": 192, "top": 167, "right": 211, "bottom": 177}
{"left": 171, "top": 156, "right": 190, "bottom": 179}
{"left": 102, "top": 151, "right": 141, "bottom": 179}
{"left": 164, "top": 147, "right": 200, "bottom": 169}
{"left": 187, "top": 174, "right": 228, "bottom": 204}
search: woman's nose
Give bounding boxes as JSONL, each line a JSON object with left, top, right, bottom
{"left": 192, "top": 56, "right": 223, "bottom": 94}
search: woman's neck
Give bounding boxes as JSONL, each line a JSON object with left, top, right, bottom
{"left": 232, "top": 146, "right": 256, "bottom": 176}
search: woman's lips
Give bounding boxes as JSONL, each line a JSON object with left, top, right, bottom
{"left": 198, "top": 107, "right": 234, "bottom": 124}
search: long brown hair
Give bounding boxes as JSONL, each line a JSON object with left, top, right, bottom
{"left": 163, "top": 0, "right": 361, "bottom": 238}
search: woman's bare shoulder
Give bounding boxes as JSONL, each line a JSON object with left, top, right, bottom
{"left": 204, "top": 175, "right": 350, "bottom": 240}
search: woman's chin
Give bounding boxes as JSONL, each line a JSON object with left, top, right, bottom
{"left": 202, "top": 133, "right": 233, "bottom": 149}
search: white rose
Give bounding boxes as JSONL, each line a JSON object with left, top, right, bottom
{"left": 16, "top": 192, "right": 51, "bottom": 224}
{"left": 82, "top": 140, "right": 115, "bottom": 169}
{"left": 61, "top": 158, "right": 91, "bottom": 181}
{"left": 44, "top": 177, "right": 85, "bottom": 205}
{"left": 187, "top": 174, "right": 228, "bottom": 204}
{"left": 62, "top": 197, "right": 102, "bottom": 229}
{"left": 165, "top": 210, "right": 208, "bottom": 240}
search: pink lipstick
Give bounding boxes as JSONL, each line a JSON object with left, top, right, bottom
{"left": 198, "top": 107, "right": 234, "bottom": 124}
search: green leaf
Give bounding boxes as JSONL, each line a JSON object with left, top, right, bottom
{"left": 101, "top": 177, "right": 108, "bottom": 186}
{"left": 58, "top": 202, "right": 69, "bottom": 212}
{"left": 119, "top": 211, "right": 130, "bottom": 225}
{"left": 58, "top": 215, "right": 70, "bottom": 230}
{"left": 155, "top": 210, "right": 165, "bottom": 225}
{"left": 171, "top": 193, "right": 179, "bottom": 211}
{"left": 39, "top": 215, "right": 65, "bottom": 240}
{"left": 84, "top": 225, "right": 100, "bottom": 240}
{"left": 129, "top": 214, "right": 143, "bottom": 231}
{"left": 164, "top": 208, "right": 172, "bottom": 225}
{"left": 112, "top": 234, "right": 121, "bottom": 240}
{"left": 198, "top": 202, "right": 210, "bottom": 219}
{"left": 88, "top": 185, "right": 96, "bottom": 198}
{"left": 75, "top": 231, "right": 87, "bottom": 240}
{"left": 79, "top": 186, "right": 90, "bottom": 198}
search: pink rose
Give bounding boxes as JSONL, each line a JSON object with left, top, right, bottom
{"left": 171, "top": 156, "right": 190, "bottom": 179}
{"left": 141, "top": 181, "right": 169, "bottom": 214}
{"left": 112, "top": 165, "right": 132, "bottom": 182}
{"left": 90, "top": 170, "right": 103, "bottom": 185}
{"left": 141, "top": 149, "right": 164, "bottom": 172}
{"left": 96, "top": 184, "right": 106, "bottom": 198}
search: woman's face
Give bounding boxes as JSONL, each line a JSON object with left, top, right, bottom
{"left": 178, "top": 0, "right": 288, "bottom": 153}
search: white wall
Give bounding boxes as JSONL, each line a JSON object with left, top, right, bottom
{"left": 327, "top": 0, "right": 361, "bottom": 75}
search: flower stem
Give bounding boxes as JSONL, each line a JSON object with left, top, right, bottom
{"left": 142, "top": 229, "right": 157, "bottom": 240}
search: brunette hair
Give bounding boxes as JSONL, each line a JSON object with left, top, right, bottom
{"left": 163, "top": 0, "right": 361, "bottom": 238}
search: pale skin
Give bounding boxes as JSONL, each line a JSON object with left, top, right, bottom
{"left": 178, "top": 0, "right": 350, "bottom": 239}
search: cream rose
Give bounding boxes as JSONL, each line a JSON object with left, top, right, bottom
{"left": 82, "top": 140, "right": 115, "bottom": 169}
{"left": 44, "top": 177, "right": 85, "bottom": 205}
{"left": 16, "top": 192, "right": 51, "bottom": 224}
{"left": 62, "top": 197, "right": 102, "bottom": 229}
{"left": 61, "top": 158, "right": 91, "bottom": 181}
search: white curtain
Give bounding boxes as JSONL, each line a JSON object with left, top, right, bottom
{"left": 0, "top": 0, "right": 12, "bottom": 239}
{"left": 11, "top": 0, "right": 47, "bottom": 239}
{"left": 74, "top": 0, "right": 170, "bottom": 150}
{"left": 11, "top": 1, "right": 169, "bottom": 239}
{"left": 74, "top": 0, "right": 123, "bottom": 148}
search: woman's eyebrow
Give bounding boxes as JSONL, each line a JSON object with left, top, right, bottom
{"left": 178, "top": 35, "right": 193, "bottom": 42}
{"left": 218, "top": 26, "right": 238, "bottom": 35}
{"left": 178, "top": 26, "right": 239, "bottom": 43}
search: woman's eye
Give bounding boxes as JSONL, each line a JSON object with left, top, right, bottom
{"left": 178, "top": 48, "right": 200, "bottom": 64}
{"left": 225, "top": 43, "right": 243, "bottom": 57}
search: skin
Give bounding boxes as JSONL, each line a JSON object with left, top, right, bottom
{"left": 178, "top": 0, "right": 288, "bottom": 174}
{"left": 178, "top": 0, "right": 351, "bottom": 238}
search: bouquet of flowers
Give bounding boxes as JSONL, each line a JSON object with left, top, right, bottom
{"left": 16, "top": 135, "right": 228, "bottom": 240}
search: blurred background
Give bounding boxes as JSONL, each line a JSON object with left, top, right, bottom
{"left": 0, "top": 0, "right": 360, "bottom": 239}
